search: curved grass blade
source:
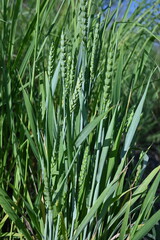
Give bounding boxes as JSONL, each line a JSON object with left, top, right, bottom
{"left": 75, "top": 109, "right": 112, "bottom": 148}
{"left": 132, "top": 210, "right": 160, "bottom": 240}
{"left": 123, "top": 76, "right": 151, "bottom": 153}
{"left": 0, "top": 188, "right": 33, "bottom": 240}
{"left": 108, "top": 166, "right": 160, "bottom": 230}
{"left": 73, "top": 179, "right": 119, "bottom": 240}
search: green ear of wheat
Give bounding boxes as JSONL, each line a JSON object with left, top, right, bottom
{"left": 80, "top": 0, "right": 88, "bottom": 44}
{"left": 70, "top": 70, "right": 83, "bottom": 114}
{"left": 48, "top": 42, "right": 55, "bottom": 81}
{"left": 102, "top": 39, "right": 114, "bottom": 111}
{"left": 78, "top": 145, "right": 89, "bottom": 203}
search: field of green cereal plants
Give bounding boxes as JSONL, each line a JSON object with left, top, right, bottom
{"left": 0, "top": 0, "right": 160, "bottom": 239}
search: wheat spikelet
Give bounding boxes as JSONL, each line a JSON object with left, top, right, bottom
{"left": 77, "top": 146, "right": 89, "bottom": 205}
{"left": 48, "top": 42, "right": 55, "bottom": 81}
{"left": 57, "top": 213, "right": 62, "bottom": 239}
{"left": 69, "top": 56, "right": 75, "bottom": 91}
{"left": 90, "top": 18, "right": 100, "bottom": 82}
{"left": 51, "top": 127, "right": 60, "bottom": 188}
{"left": 60, "top": 32, "right": 67, "bottom": 80}
{"left": 125, "top": 109, "right": 134, "bottom": 131}
{"left": 80, "top": 0, "right": 88, "bottom": 43}
{"left": 134, "top": 163, "right": 142, "bottom": 186}
{"left": 89, "top": 18, "right": 100, "bottom": 115}
{"left": 61, "top": 31, "right": 69, "bottom": 109}
{"left": 102, "top": 39, "right": 114, "bottom": 111}
{"left": 65, "top": 55, "right": 71, "bottom": 98}
{"left": 43, "top": 168, "right": 52, "bottom": 210}
{"left": 70, "top": 71, "right": 83, "bottom": 113}
{"left": 79, "top": 146, "right": 89, "bottom": 190}
{"left": 57, "top": 212, "right": 68, "bottom": 240}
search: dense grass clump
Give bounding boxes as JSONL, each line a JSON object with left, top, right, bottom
{"left": 0, "top": 0, "right": 160, "bottom": 239}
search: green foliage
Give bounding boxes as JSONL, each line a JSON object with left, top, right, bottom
{"left": 0, "top": 0, "right": 160, "bottom": 239}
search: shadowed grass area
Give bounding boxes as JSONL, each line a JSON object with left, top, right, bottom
{"left": 0, "top": 0, "right": 160, "bottom": 239}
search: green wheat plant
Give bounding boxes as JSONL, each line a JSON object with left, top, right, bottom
{"left": 0, "top": 0, "right": 160, "bottom": 239}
